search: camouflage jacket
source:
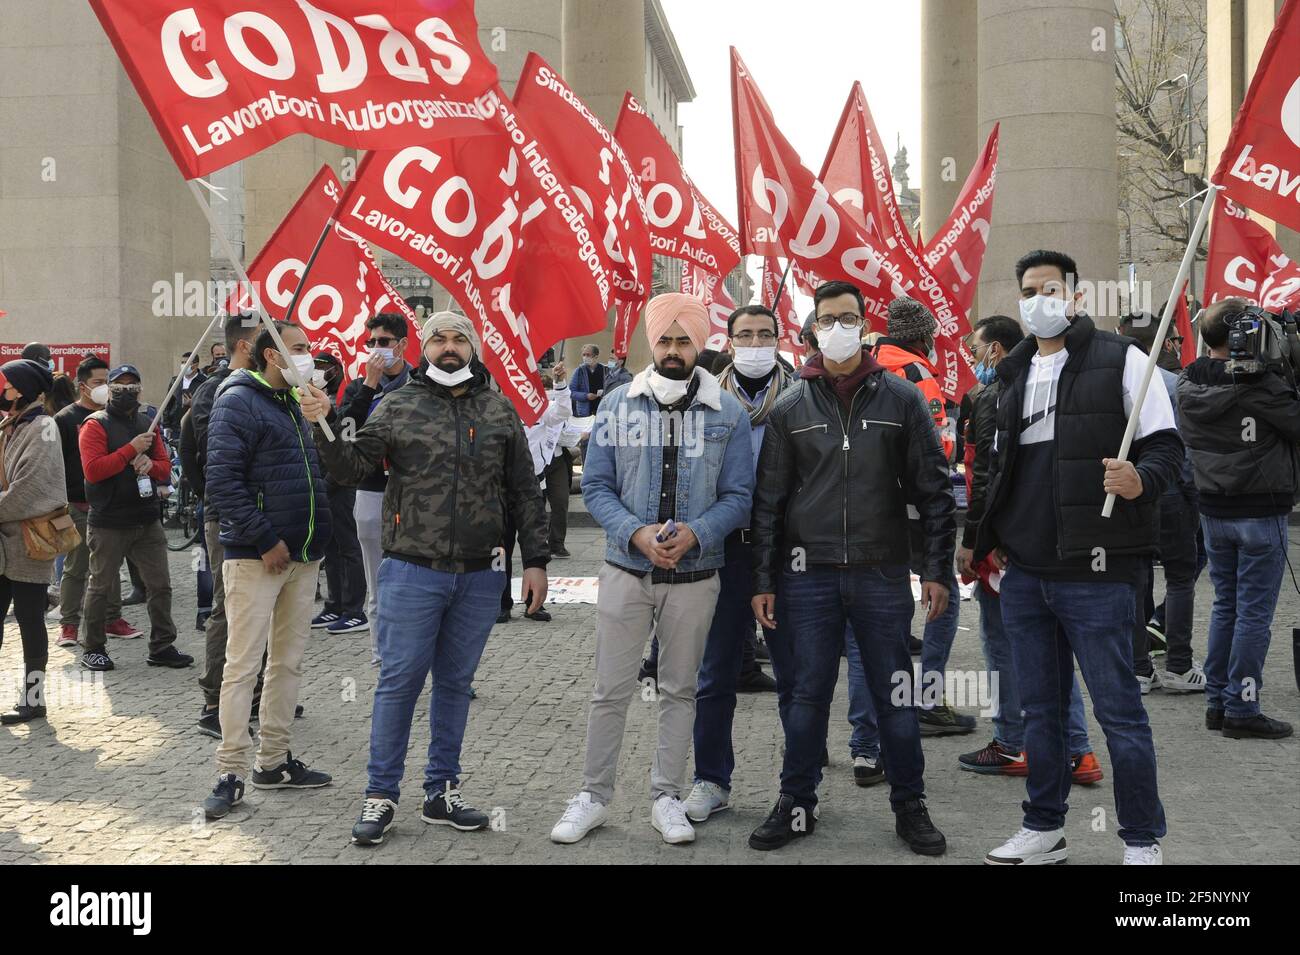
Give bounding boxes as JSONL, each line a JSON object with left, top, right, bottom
{"left": 312, "top": 365, "right": 549, "bottom": 573}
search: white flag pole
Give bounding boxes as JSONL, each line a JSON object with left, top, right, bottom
{"left": 1102, "top": 184, "right": 1219, "bottom": 517}
{"left": 186, "top": 179, "right": 336, "bottom": 441}
{"left": 143, "top": 306, "right": 228, "bottom": 437}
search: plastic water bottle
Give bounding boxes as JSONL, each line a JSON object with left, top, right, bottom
{"left": 137, "top": 475, "right": 153, "bottom": 498}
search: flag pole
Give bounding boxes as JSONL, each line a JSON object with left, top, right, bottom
{"left": 771, "top": 257, "right": 795, "bottom": 309}
{"left": 143, "top": 306, "right": 228, "bottom": 437}
{"left": 1102, "top": 184, "right": 1218, "bottom": 517}
{"left": 187, "top": 179, "right": 335, "bottom": 441}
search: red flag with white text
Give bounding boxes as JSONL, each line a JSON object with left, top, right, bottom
{"left": 922, "top": 125, "right": 999, "bottom": 319}
{"left": 762, "top": 256, "right": 804, "bottom": 360}
{"left": 682, "top": 265, "right": 735, "bottom": 352}
{"left": 88, "top": 0, "right": 499, "bottom": 180}
{"left": 1203, "top": 195, "right": 1300, "bottom": 312}
{"left": 612, "top": 299, "right": 640, "bottom": 359}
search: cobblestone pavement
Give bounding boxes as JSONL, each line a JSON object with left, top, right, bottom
{"left": 1, "top": 525, "right": 1296, "bottom": 865}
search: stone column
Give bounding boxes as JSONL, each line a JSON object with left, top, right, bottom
{"left": 920, "top": 0, "right": 979, "bottom": 245}
{"left": 977, "top": 0, "right": 1119, "bottom": 324}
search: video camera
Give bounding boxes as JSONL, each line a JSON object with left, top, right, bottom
{"left": 1224, "top": 305, "right": 1300, "bottom": 378}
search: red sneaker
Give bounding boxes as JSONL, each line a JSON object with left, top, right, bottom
{"left": 105, "top": 618, "right": 143, "bottom": 639}
{"left": 57, "top": 624, "right": 79, "bottom": 648}
{"left": 1071, "top": 751, "right": 1104, "bottom": 785}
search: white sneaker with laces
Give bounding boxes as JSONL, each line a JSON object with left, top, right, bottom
{"left": 1123, "top": 843, "right": 1163, "bottom": 865}
{"left": 683, "top": 781, "right": 730, "bottom": 822}
{"left": 984, "top": 826, "right": 1068, "bottom": 865}
{"left": 1137, "top": 668, "right": 1163, "bottom": 695}
{"left": 550, "top": 792, "right": 608, "bottom": 844}
{"left": 1160, "top": 661, "right": 1206, "bottom": 693}
{"left": 651, "top": 795, "right": 695, "bottom": 844}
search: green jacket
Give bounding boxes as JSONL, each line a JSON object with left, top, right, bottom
{"left": 313, "top": 365, "right": 549, "bottom": 573}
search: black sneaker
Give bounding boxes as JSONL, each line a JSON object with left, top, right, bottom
{"left": 1144, "top": 622, "right": 1167, "bottom": 654}
{"left": 748, "top": 795, "right": 815, "bottom": 850}
{"left": 1206, "top": 708, "right": 1225, "bottom": 731}
{"left": 351, "top": 796, "right": 398, "bottom": 846}
{"left": 147, "top": 646, "right": 194, "bottom": 668}
{"left": 638, "top": 658, "right": 657, "bottom": 683}
{"left": 524, "top": 608, "right": 553, "bottom": 622}
{"left": 737, "top": 668, "right": 778, "bottom": 693}
{"left": 852, "top": 755, "right": 885, "bottom": 787}
{"left": 80, "top": 650, "right": 114, "bottom": 672}
{"left": 906, "top": 635, "right": 923, "bottom": 655}
{"left": 551, "top": 545, "right": 571, "bottom": 558}
{"left": 422, "top": 785, "right": 489, "bottom": 831}
{"left": 1, "top": 704, "right": 46, "bottom": 725}
{"left": 203, "top": 773, "right": 244, "bottom": 820}
{"left": 958, "top": 739, "right": 1027, "bottom": 775}
{"left": 197, "top": 707, "right": 221, "bottom": 739}
{"left": 918, "top": 704, "right": 977, "bottom": 736}
{"left": 496, "top": 609, "right": 510, "bottom": 624}
{"left": 1222, "top": 713, "right": 1294, "bottom": 739}
{"left": 195, "top": 611, "right": 211, "bottom": 632}
{"left": 123, "top": 588, "right": 146, "bottom": 607}
{"left": 895, "top": 798, "right": 947, "bottom": 856}
{"left": 251, "top": 752, "right": 332, "bottom": 789}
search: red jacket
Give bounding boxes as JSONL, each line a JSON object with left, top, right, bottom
{"left": 79, "top": 418, "right": 170, "bottom": 485}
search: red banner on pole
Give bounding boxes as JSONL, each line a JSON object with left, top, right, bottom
{"left": 612, "top": 299, "right": 640, "bottom": 359}
{"left": 614, "top": 91, "right": 741, "bottom": 279}
{"left": 922, "top": 125, "right": 999, "bottom": 319}
{"left": 761, "top": 257, "right": 803, "bottom": 361}
{"left": 681, "top": 265, "right": 735, "bottom": 352}
{"left": 88, "top": 0, "right": 499, "bottom": 179}
{"left": 1203, "top": 195, "right": 1300, "bottom": 312}
{"left": 1211, "top": 0, "right": 1300, "bottom": 234}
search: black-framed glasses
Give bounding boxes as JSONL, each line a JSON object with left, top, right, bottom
{"left": 814, "top": 312, "right": 864, "bottom": 331}
{"left": 732, "top": 331, "right": 778, "bottom": 345}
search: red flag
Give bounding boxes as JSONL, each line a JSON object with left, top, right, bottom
{"left": 762, "top": 256, "right": 804, "bottom": 360}
{"left": 681, "top": 265, "right": 735, "bottom": 351}
{"left": 88, "top": 0, "right": 499, "bottom": 180}
{"left": 513, "top": 54, "right": 651, "bottom": 306}
{"left": 922, "top": 125, "right": 1000, "bottom": 319}
{"left": 337, "top": 88, "right": 611, "bottom": 425}
{"left": 1203, "top": 195, "right": 1300, "bottom": 312}
{"left": 614, "top": 92, "right": 741, "bottom": 279}
{"left": 1211, "top": 0, "right": 1300, "bottom": 233}
{"left": 1171, "top": 280, "right": 1196, "bottom": 366}
{"left": 612, "top": 299, "right": 640, "bottom": 359}
{"left": 731, "top": 48, "right": 974, "bottom": 399}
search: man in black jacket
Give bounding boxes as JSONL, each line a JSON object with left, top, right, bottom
{"left": 335, "top": 312, "right": 414, "bottom": 659}
{"left": 976, "top": 250, "right": 1184, "bottom": 866}
{"left": 1177, "top": 297, "right": 1299, "bottom": 741}
{"left": 748, "top": 280, "right": 955, "bottom": 856}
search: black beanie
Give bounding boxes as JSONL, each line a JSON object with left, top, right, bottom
{"left": 0, "top": 359, "right": 55, "bottom": 405}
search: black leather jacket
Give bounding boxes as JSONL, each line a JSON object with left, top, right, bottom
{"left": 751, "top": 367, "right": 956, "bottom": 594}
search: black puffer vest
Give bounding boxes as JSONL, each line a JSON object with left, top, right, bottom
{"left": 976, "top": 315, "right": 1158, "bottom": 561}
{"left": 85, "top": 408, "right": 160, "bottom": 529}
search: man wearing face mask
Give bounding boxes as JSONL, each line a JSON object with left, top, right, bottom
{"left": 680, "top": 305, "right": 789, "bottom": 823}
{"left": 334, "top": 313, "right": 414, "bottom": 655}
{"left": 569, "top": 344, "right": 606, "bottom": 417}
{"left": 53, "top": 356, "right": 136, "bottom": 649}
{"left": 300, "top": 312, "right": 548, "bottom": 845}
{"left": 975, "top": 249, "right": 1183, "bottom": 866}
{"left": 201, "top": 321, "right": 333, "bottom": 820}
{"left": 605, "top": 353, "right": 633, "bottom": 393}
{"left": 78, "top": 365, "right": 189, "bottom": 673}
{"left": 551, "top": 293, "right": 752, "bottom": 847}
{"left": 749, "top": 280, "right": 954, "bottom": 855}
{"left": 20, "top": 342, "right": 54, "bottom": 373}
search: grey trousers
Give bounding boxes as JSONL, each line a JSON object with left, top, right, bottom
{"left": 354, "top": 489, "right": 383, "bottom": 658}
{"left": 59, "top": 507, "right": 121, "bottom": 627}
{"left": 582, "top": 564, "right": 720, "bottom": 805}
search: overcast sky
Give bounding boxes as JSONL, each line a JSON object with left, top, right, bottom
{"left": 658, "top": 0, "right": 922, "bottom": 309}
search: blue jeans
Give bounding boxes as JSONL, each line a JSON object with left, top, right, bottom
{"left": 844, "top": 628, "right": 879, "bottom": 759}
{"left": 1201, "top": 514, "right": 1287, "bottom": 718}
{"left": 694, "top": 535, "right": 755, "bottom": 790}
{"left": 780, "top": 565, "right": 924, "bottom": 810}
{"left": 999, "top": 564, "right": 1165, "bottom": 846}
{"left": 365, "top": 558, "right": 504, "bottom": 802}
{"left": 919, "top": 573, "right": 961, "bottom": 702}
{"left": 976, "top": 585, "right": 1091, "bottom": 754}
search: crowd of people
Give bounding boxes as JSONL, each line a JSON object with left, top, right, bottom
{"left": 1, "top": 246, "right": 1295, "bottom": 865}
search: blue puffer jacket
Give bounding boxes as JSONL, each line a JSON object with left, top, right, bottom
{"left": 207, "top": 369, "right": 331, "bottom": 562}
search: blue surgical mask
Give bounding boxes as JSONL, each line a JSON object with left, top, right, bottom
{"left": 974, "top": 361, "right": 997, "bottom": 386}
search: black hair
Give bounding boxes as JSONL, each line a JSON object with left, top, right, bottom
{"left": 76, "top": 355, "right": 110, "bottom": 384}
{"left": 210, "top": 341, "right": 227, "bottom": 356}
{"left": 973, "top": 314, "right": 1023, "bottom": 354}
{"left": 1200, "top": 297, "right": 1247, "bottom": 350}
{"left": 727, "top": 304, "right": 779, "bottom": 339}
{"left": 800, "top": 311, "right": 819, "bottom": 350}
{"left": 813, "top": 280, "right": 865, "bottom": 316}
{"left": 366, "top": 312, "right": 410, "bottom": 341}
{"left": 46, "top": 373, "right": 77, "bottom": 414}
{"left": 1015, "top": 250, "right": 1079, "bottom": 289}
{"left": 252, "top": 321, "right": 298, "bottom": 372}
{"left": 224, "top": 312, "right": 260, "bottom": 353}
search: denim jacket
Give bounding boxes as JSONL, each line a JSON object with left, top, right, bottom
{"left": 581, "top": 366, "right": 754, "bottom": 573}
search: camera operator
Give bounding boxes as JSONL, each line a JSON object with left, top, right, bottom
{"left": 1176, "top": 297, "right": 1300, "bottom": 740}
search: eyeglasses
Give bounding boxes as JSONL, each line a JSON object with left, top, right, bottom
{"left": 109, "top": 383, "right": 141, "bottom": 394}
{"left": 365, "top": 336, "right": 400, "bottom": 348}
{"left": 731, "top": 331, "right": 778, "bottom": 345}
{"left": 814, "top": 312, "right": 864, "bottom": 331}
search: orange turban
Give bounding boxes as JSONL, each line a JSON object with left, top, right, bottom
{"left": 643, "top": 292, "right": 710, "bottom": 354}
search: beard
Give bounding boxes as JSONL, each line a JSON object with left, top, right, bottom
{"left": 435, "top": 353, "right": 467, "bottom": 372}
{"left": 654, "top": 356, "right": 692, "bottom": 380}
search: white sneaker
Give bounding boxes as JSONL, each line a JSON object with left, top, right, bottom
{"left": 1160, "top": 661, "right": 1206, "bottom": 693}
{"left": 650, "top": 795, "right": 695, "bottom": 844}
{"left": 683, "top": 781, "right": 730, "bottom": 822}
{"left": 984, "top": 826, "right": 1068, "bottom": 865}
{"left": 550, "top": 792, "right": 608, "bottom": 844}
{"left": 1137, "top": 668, "right": 1163, "bottom": 695}
{"left": 1123, "top": 843, "right": 1163, "bottom": 865}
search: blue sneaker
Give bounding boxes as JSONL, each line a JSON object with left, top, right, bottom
{"left": 328, "top": 614, "right": 369, "bottom": 635}
{"left": 311, "top": 611, "right": 340, "bottom": 630}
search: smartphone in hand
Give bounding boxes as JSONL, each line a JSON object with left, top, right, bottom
{"left": 654, "top": 519, "right": 677, "bottom": 543}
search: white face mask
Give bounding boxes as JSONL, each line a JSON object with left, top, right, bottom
{"left": 426, "top": 363, "right": 473, "bottom": 387}
{"left": 732, "top": 346, "right": 777, "bottom": 378}
{"left": 646, "top": 369, "right": 692, "bottom": 405}
{"left": 285, "top": 353, "right": 316, "bottom": 382}
{"left": 1019, "top": 294, "right": 1072, "bottom": 339}
{"left": 89, "top": 384, "right": 110, "bottom": 406}
{"left": 819, "top": 322, "right": 863, "bottom": 363}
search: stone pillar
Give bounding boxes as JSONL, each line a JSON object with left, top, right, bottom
{"left": 977, "top": 0, "right": 1119, "bottom": 325}
{"left": 920, "top": 0, "right": 979, "bottom": 245}
{"left": 0, "top": 0, "right": 209, "bottom": 405}
{"left": 241, "top": 140, "right": 347, "bottom": 263}
{"left": 477, "top": 0, "right": 564, "bottom": 97}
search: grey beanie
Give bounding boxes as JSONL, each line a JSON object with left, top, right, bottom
{"left": 419, "top": 311, "right": 481, "bottom": 359}
{"left": 886, "top": 297, "right": 937, "bottom": 342}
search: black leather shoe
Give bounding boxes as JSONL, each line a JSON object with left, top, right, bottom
{"left": 524, "top": 608, "right": 553, "bottom": 622}
{"left": 1, "top": 704, "right": 46, "bottom": 725}
{"left": 748, "top": 795, "right": 815, "bottom": 850}
{"left": 496, "top": 609, "right": 510, "bottom": 624}
{"left": 123, "top": 588, "right": 146, "bottom": 607}
{"left": 146, "top": 646, "right": 194, "bottom": 668}
{"left": 1222, "top": 713, "right": 1293, "bottom": 739}
{"left": 737, "top": 667, "right": 777, "bottom": 693}
{"left": 906, "top": 635, "right": 923, "bottom": 655}
{"left": 1205, "top": 708, "right": 1224, "bottom": 731}
{"left": 895, "top": 798, "right": 947, "bottom": 856}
